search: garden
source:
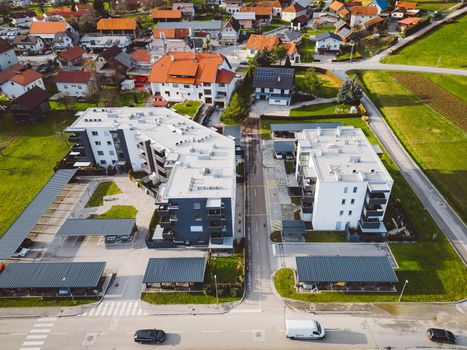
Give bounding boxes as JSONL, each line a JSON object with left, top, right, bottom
{"left": 172, "top": 100, "right": 202, "bottom": 118}
{"left": 86, "top": 181, "right": 122, "bottom": 207}
{"left": 88, "top": 206, "right": 137, "bottom": 219}
{"left": 294, "top": 71, "right": 341, "bottom": 99}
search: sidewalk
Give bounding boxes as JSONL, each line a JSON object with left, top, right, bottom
{"left": 141, "top": 300, "right": 242, "bottom": 315}
{"left": 0, "top": 301, "right": 98, "bottom": 318}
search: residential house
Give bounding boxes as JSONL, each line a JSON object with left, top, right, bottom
{"left": 398, "top": 17, "right": 421, "bottom": 30}
{"left": 151, "top": 28, "right": 192, "bottom": 59}
{"left": 65, "top": 107, "right": 236, "bottom": 250}
{"left": 0, "top": 65, "right": 45, "bottom": 99}
{"left": 56, "top": 46, "right": 86, "bottom": 70}
{"left": 148, "top": 52, "right": 237, "bottom": 108}
{"left": 29, "top": 21, "right": 75, "bottom": 40}
{"left": 233, "top": 12, "right": 256, "bottom": 28}
{"left": 127, "top": 49, "right": 152, "bottom": 79}
{"left": 281, "top": 4, "right": 306, "bottom": 22}
{"left": 392, "top": 1, "right": 419, "bottom": 18}
{"left": 172, "top": 3, "right": 196, "bottom": 19}
{"left": 224, "top": 2, "right": 242, "bottom": 14}
{"left": 350, "top": 6, "right": 378, "bottom": 27}
{"left": 79, "top": 35, "right": 133, "bottom": 51}
{"left": 10, "top": 11, "right": 37, "bottom": 26}
{"left": 315, "top": 31, "right": 342, "bottom": 53}
{"left": 47, "top": 4, "right": 93, "bottom": 19}
{"left": 337, "top": 8, "right": 350, "bottom": 19}
{"left": 220, "top": 18, "right": 240, "bottom": 44}
{"left": 0, "top": 38, "right": 19, "bottom": 71}
{"left": 336, "top": 25, "right": 353, "bottom": 42}
{"left": 240, "top": 7, "right": 273, "bottom": 23}
{"left": 295, "top": 0, "right": 312, "bottom": 9}
{"left": 329, "top": 1, "right": 345, "bottom": 13}
{"left": 363, "top": 16, "right": 385, "bottom": 31}
{"left": 253, "top": 67, "right": 294, "bottom": 105}
{"left": 9, "top": 86, "right": 50, "bottom": 124}
{"left": 151, "top": 10, "right": 183, "bottom": 23}
{"left": 369, "top": 0, "right": 389, "bottom": 14}
{"left": 55, "top": 71, "right": 94, "bottom": 98}
{"left": 96, "top": 46, "right": 133, "bottom": 83}
{"left": 291, "top": 14, "right": 308, "bottom": 30}
{"left": 156, "top": 21, "right": 223, "bottom": 39}
{"left": 53, "top": 31, "right": 79, "bottom": 51}
{"left": 295, "top": 126, "right": 393, "bottom": 234}
{"left": 12, "top": 35, "right": 45, "bottom": 54}
{"left": 246, "top": 34, "right": 300, "bottom": 62}
{"left": 278, "top": 30, "right": 303, "bottom": 44}
{"left": 97, "top": 18, "right": 139, "bottom": 36}
{"left": 257, "top": 1, "right": 283, "bottom": 17}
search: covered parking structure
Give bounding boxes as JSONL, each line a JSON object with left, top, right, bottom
{"left": 0, "top": 262, "right": 106, "bottom": 298}
{"left": 143, "top": 257, "right": 207, "bottom": 291}
{"left": 273, "top": 141, "right": 296, "bottom": 159}
{"left": 295, "top": 256, "right": 398, "bottom": 292}
{"left": 56, "top": 218, "right": 137, "bottom": 244}
{"left": 282, "top": 220, "right": 306, "bottom": 242}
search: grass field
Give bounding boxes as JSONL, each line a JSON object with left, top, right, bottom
{"left": 357, "top": 70, "right": 467, "bottom": 223}
{"left": 304, "top": 231, "right": 347, "bottom": 242}
{"left": 295, "top": 72, "right": 341, "bottom": 98}
{"left": 382, "top": 15, "right": 467, "bottom": 69}
{"left": 88, "top": 205, "right": 137, "bottom": 219}
{"left": 141, "top": 292, "right": 238, "bottom": 305}
{"left": 289, "top": 103, "right": 351, "bottom": 117}
{"left": 86, "top": 181, "right": 122, "bottom": 207}
{"left": 0, "top": 112, "right": 73, "bottom": 238}
{"left": 423, "top": 74, "right": 467, "bottom": 103}
{"left": 172, "top": 100, "right": 202, "bottom": 118}
{"left": 263, "top": 116, "right": 467, "bottom": 302}
{"left": 416, "top": 0, "right": 459, "bottom": 11}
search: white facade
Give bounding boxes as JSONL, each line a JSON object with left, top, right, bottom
{"left": 79, "top": 35, "right": 132, "bottom": 51}
{"left": 0, "top": 77, "right": 45, "bottom": 99}
{"left": 15, "top": 38, "right": 45, "bottom": 53}
{"left": 315, "top": 36, "right": 341, "bottom": 52}
{"left": 221, "top": 26, "right": 239, "bottom": 44}
{"left": 295, "top": 127, "right": 393, "bottom": 232}
{"left": 350, "top": 13, "right": 377, "bottom": 27}
{"left": 56, "top": 81, "right": 92, "bottom": 97}
{"left": 224, "top": 4, "right": 241, "bottom": 14}
{"left": 281, "top": 8, "right": 306, "bottom": 22}
{"left": 0, "top": 48, "right": 19, "bottom": 71}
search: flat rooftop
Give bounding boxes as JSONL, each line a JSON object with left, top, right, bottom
{"left": 297, "top": 126, "right": 393, "bottom": 184}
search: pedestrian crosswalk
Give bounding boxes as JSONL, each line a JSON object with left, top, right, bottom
{"left": 271, "top": 220, "right": 282, "bottom": 231}
{"left": 267, "top": 180, "right": 277, "bottom": 188}
{"left": 79, "top": 300, "right": 146, "bottom": 317}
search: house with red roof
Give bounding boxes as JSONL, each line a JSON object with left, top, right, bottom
{"left": 0, "top": 65, "right": 44, "bottom": 99}
{"left": 55, "top": 71, "right": 94, "bottom": 97}
{"left": 148, "top": 52, "right": 237, "bottom": 108}
{"left": 350, "top": 6, "right": 378, "bottom": 27}
{"left": 281, "top": 4, "right": 306, "bottom": 22}
{"left": 56, "top": 46, "right": 86, "bottom": 69}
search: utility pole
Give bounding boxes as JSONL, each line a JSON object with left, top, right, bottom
{"left": 63, "top": 277, "right": 75, "bottom": 304}
{"left": 350, "top": 41, "right": 354, "bottom": 62}
{"left": 398, "top": 279, "right": 408, "bottom": 302}
{"left": 214, "top": 274, "right": 219, "bottom": 303}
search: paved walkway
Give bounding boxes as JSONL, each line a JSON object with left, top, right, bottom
{"left": 252, "top": 97, "right": 337, "bottom": 117}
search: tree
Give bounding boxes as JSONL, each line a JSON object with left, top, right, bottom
{"left": 284, "top": 56, "right": 291, "bottom": 67}
{"left": 337, "top": 77, "right": 363, "bottom": 105}
{"left": 273, "top": 44, "right": 288, "bottom": 65}
{"left": 303, "top": 67, "right": 321, "bottom": 93}
{"left": 254, "top": 50, "right": 273, "bottom": 67}
{"left": 93, "top": 0, "right": 105, "bottom": 14}
{"left": 222, "top": 93, "right": 250, "bottom": 123}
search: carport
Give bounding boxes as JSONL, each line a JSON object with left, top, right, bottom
{"left": 273, "top": 141, "right": 296, "bottom": 160}
{"left": 56, "top": 218, "right": 137, "bottom": 244}
{"left": 0, "top": 262, "right": 106, "bottom": 297}
{"left": 295, "top": 256, "right": 398, "bottom": 292}
{"left": 282, "top": 220, "right": 306, "bottom": 242}
{"left": 143, "top": 257, "right": 207, "bottom": 291}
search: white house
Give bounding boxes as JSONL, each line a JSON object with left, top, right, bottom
{"left": 224, "top": 3, "right": 241, "bottom": 14}
{"left": 220, "top": 18, "right": 240, "bottom": 44}
{"left": 172, "top": 3, "right": 195, "bottom": 18}
{"left": 315, "top": 31, "right": 342, "bottom": 53}
{"left": 79, "top": 35, "right": 132, "bottom": 51}
{"left": 10, "top": 11, "right": 37, "bottom": 26}
{"left": 55, "top": 71, "right": 94, "bottom": 98}
{"left": 149, "top": 52, "right": 237, "bottom": 108}
{"left": 295, "top": 126, "right": 393, "bottom": 233}
{"left": 0, "top": 67, "right": 44, "bottom": 99}
{"left": 0, "top": 38, "right": 19, "bottom": 71}
{"left": 281, "top": 4, "right": 307, "bottom": 22}
{"left": 350, "top": 6, "right": 378, "bottom": 27}
{"left": 369, "top": 0, "right": 389, "bottom": 14}
{"left": 12, "top": 35, "right": 45, "bottom": 54}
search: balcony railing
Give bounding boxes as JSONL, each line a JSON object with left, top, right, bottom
{"left": 359, "top": 218, "right": 381, "bottom": 229}
{"left": 209, "top": 221, "right": 222, "bottom": 228}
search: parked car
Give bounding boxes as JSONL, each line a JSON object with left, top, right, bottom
{"left": 12, "top": 247, "right": 30, "bottom": 258}
{"left": 135, "top": 82, "right": 145, "bottom": 88}
{"left": 286, "top": 320, "right": 325, "bottom": 340}
{"left": 426, "top": 328, "right": 455, "bottom": 344}
{"left": 134, "top": 329, "right": 166, "bottom": 344}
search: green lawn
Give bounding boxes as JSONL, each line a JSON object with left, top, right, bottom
{"left": 141, "top": 292, "right": 238, "bottom": 305}
{"left": 172, "top": 100, "right": 202, "bottom": 118}
{"left": 295, "top": 73, "right": 341, "bottom": 98}
{"left": 290, "top": 103, "right": 351, "bottom": 117}
{"left": 0, "top": 112, "right": 73, "bottom": 238}
{"left": 266, "top": 116, "right": 467, "bottom": 302}
{"left": 357, "top": 70, "right": 467, "bottom": 223}
{"left": 86, "top": 181, "right": 122, "bottom": 207}
{"left": 423, "top": 74, "right": 467, "bottom": 103}
{"left": 206, "top": 253, "right": 244, "bottom": 284}
{"left": 88, "top": 205, "right": 137, "bottom": 219}
{"left": 382, "top": 15, "right": 467, "bottom": 69}
{"left": 0, "top": 297, "right": 97, "bottom": 308}
{"left": 304, "top": 231, "right": 347, "bottom": 242}
{"left": 416, "top": 0, "right": 459, "bottom": 11}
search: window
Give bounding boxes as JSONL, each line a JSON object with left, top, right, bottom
{"left": 341, "top": 199, "right": 346, "bottom": 205}
{"left": 193, "top": 203, "right": 201, "bottom": 209}
{"left": 92, "top": 131, "right": 98, "bottom": 136}
{"left": 184, "top": 84, "right": 190, "bottom": 88}
{"left": 351, "top": 199, "right": 355, "bottom": 205}
{"left": 97, "top": 151, "right": 104, "bottom": 155}
{"left": 109, "top": 150, "right": 114, "bottom": 155}
{"left": 107, "top": 141, "right": 112, "bottom": 145}
{"left": 190, "top": 226, "right": 203, "bottom": 232}
{"left": 353, "top": 187, "right": 358, "bottom": 193}
{"left": 339, "top": 210, "right": 344, "bottom": 216}
{"left": 173, "top": 83, "right": 178, "bottom": 87}
{"left": 349, "top": 210, "right": 353, "bottom": 216}
{"left": 218, "top": 83, "right": 225, "bottom": 87}
{"left": 165, "top": 91, "right": 170, "bottom": 96}
{"left": 95, "top": 141, "right": 101, "bottom": 145}
{"left": 195, "top": 214, "right": 202, "bottom": 221}
{"left": 344, "top": 187, "right": 348, "bottom": 193}
{"left": 100, "top": 160, "right": 107, "bottom": 165}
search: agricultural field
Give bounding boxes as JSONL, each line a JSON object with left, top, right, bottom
{"left": 357, "top": 70, "right": 467, "bottom": 223}
{"left": 423, "top": 74, "right": 467, "bottom": 103}
{"left": 382, "top": 15, "right": 467, "bottom": 69}
{"left": 294, "top": 72, "right": 341, "bottom": 98}
{"left": 416, "top": 0, "right": 459, "bottom": 11}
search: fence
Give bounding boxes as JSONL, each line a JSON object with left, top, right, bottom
{"left": 260, "top": 113, "right": 360, "bottom": 120}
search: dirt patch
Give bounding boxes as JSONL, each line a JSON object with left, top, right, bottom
{"left": 391, "top": 72, "right": 467, "bottom": 130}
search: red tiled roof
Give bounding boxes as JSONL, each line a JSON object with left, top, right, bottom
{"left": 216, "top": 69, "right": 236, "bottom": 84}
{"left": 55, "top": 71, "right": 91, "bottom": 84}
{"left": 398, "top": 17, "right": 421, "bottom": 25}
{"left": 0, "top": 38, "right": 13, "bottom": 54}
{"left": 57, "top": 45, "right": 85, "bottom": 61}
{"left": 364, "top": 16, "right": 384, "bottom": 27}
{"left": 256, "top": 1, "right": 282, "bottom": 8}
{"left": 10, "top": 69, "right": 43, "bottom": 86}
{"left": 240, "top": 6, "right": 273, "bottom": 16}
{"left": 97, "top": 18, "right": 137, "bottom": 31}
{"left": 283, "top": 4, "right": 305, "bottom": 12}
{"left": 11, "top": 86, "right": 50, "bottom": 110}
{"left": 131, "top": 49, "right": 151, "bottom": 63}
{"left": 396, "top": 1, "right": 417, "bottom": 9}
{"left": 283, "top": 41, "right": 297, "bottom": 55}
{"left": 151, "top": 10, "right": 182, "bottom": 19}
{"left": 338, "top": 8, "right": 350, "bottom": 16}
{"left": 0, "top": 64, "right": 23, "bottom": 84}
{"left": 351, "top": 6, "right": 378, "bottom": 16}
{"left": 153, "top": 28, "right": 190, "bottom": 39}
{"left": 30, "top": 21, "right": 67, "bottom": 35}
{"left": 246, "top": 34, "right": 280, "bottom": 51}
{"left": 330, "top": 1, "right": 344, "bottom": 11}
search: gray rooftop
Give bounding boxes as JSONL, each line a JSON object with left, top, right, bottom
{"left": 224, "top": 125, "right": 241, "bottom": 147}
{"left": 143, "top": 257, "right": 207, "bottom": 283}
{"left": 296, "top": 256, "right": 398, "bottom": 283}
{"left": 253, "top": 67, "right": 295, "bottom": 90}
{"left": 0, "top": 169, "right": 78, "bottom": 259}
{"left": 270, "top": 122, "right": 341, "bottom": 132}
{"left": 56, "top": 219, "right": 136, "bottom": 237}
{"left": 279, "top": 30, "right": 303, "bottom": 42}
{"left": 157, "top": 21, "right": 222, "bottom": 31}
{"left": 0, "top": 262, "right": 106, "bottom": 289}
{"left": 282, "top": 220, "right": 306, "bottom": 235}
{"left": 274, "top": 141, "right": 295, "bottom": 153}
{"left": 316, "top": 31, "right": 342, "bottom": 42}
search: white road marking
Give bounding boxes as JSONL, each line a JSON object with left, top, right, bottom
{"left": 33, "top": 323, "right": 53, "bottom": 327}
{"left": 26, "top": 335, "right": 47, "bottom": 340}
{"left": 30, "top": 329, "right": 50, "bottom": 333}
{"left": 20, "top": 348, "right": 41, "bottom": 350}
{"left": 105, "top": 301, "right": 115, "bottom": 316}
{"left": 166, "top": 330, "right": 185, "bottom": 333}
{"left": 113, "top": 301, "right": 122, "bottom": 316}
{"left": 232, "top": 309, "right": 262, "bottom": 313}
{"left": 22, "top": 341, "right": 44, "bottom": 346}
{"left": 38, "top": 317, "right": 57, "bottom": 322}
{"left": 202, "top": 330, "right": 222, "bottom": 333}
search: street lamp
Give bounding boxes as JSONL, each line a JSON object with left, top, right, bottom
{"left": 398, "top": 279, "right": 408, "bottom": 302}
{"left": 63, "top": 277, "right": 75, "bottom": 304}
{"left": 214, "top": 274, "right": 219, "bottom": 303}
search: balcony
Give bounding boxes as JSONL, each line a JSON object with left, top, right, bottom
{"left": 366, "top": 193, "right": 387, "bottom": 206}
{"left": 159, "top": 216, "right": 171, "bottom": 228}
{"left": 68, "top": 134, "right": 81, "bottom": 143}
{"left": 301, "top": 198, "right": 313, "bottom": 214}
{"left": 168, "top": 202, "right": 178, "bottom": 209}
{"left": 209, "top": 220, "right": 223, "bottom": 228}
{"left": 363, "top": 204, "right": 384, "bottom": 218}
{"left": 359, "top": 218, "right": 381, "bottom": 229}
{"left": 157, "top": 205, "right": 169, "bottom": 213}
{"left": 162, "top": 228, "right": 174, "bottom": 240}
{"left": 208, "top": 209, "right": 222, "bottom": 216}
{"left": 209, "top": 232, "right": 223, "bottom": 245}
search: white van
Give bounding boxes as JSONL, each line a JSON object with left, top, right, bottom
{"left": 285, "top": 319, "right": 325, "bottom": 340}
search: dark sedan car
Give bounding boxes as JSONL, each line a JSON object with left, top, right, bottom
{"left": 134, "top": 329, "right": 166, "bottom": 344}
{"left": 426, "top": 328, "right": 456, "bottom": 344}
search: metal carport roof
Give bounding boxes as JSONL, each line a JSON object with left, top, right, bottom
{"left": 296, "top": 256, "right": 398, "bottom": 283}
{"left": 273, "top": 141, "right": 295, "bottom": 153}
{"left": 56, "top": 219, "right": 136, "bottom": 237}
{"left": 282, "top": 220, "right": 306, "bottom": 235}
{"left": 0, "top": 169, "right": 78, "bottom": 259}
{"left": 143, "top": 257, "right": 207, "bottom": 284}
{"left": 0, "top": 262, "right": 106, "bottom": 289}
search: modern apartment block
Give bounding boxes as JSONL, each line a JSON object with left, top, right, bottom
{"left": 295, "top": 126, "right": 393, "bottom": 235}
{"left": 66, "top": 107, "right": 236, "bottom": 249}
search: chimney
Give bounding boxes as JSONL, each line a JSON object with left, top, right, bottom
{"left": 170, "top": 53, "right": 175, "bottom": 62}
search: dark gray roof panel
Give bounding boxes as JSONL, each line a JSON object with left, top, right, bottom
{"left": 143, "top": 257, "right": 207, "bottom": 283}
{"left": 296, "top": 256, "right": 398, "bottom": 283}
{"left": 274, "top": 141, "right": 295, "bottom": 153}
{"left": 282, "top": 220, "right": 305, "bottom": 235}
{"left": 316, "top": 31, "right": 342, "bottom": 41}
{"left": 0, "top": 262, "right": 106, "bottom": 288}
{"left": 0, "top": 169, "right": 78, "bottom": 259}
{"left": 56, "top": 219, "right": 136, "bottom": 237}
{"left": 224, "top": 125, "right": 241, "bottom": 147}
{"left": 253, "top": 67, "right": 295, "bottom": 89}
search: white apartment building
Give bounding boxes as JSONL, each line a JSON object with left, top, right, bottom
{"left": 149, "top": 52, "right": 237, "bottom": 108}
{"left": 295, "top": 126, "right": 393, "bottom": 234}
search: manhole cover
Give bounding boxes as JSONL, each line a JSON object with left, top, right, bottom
{"left": 255, "top": 331, "right": 262, "bottom": 337}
